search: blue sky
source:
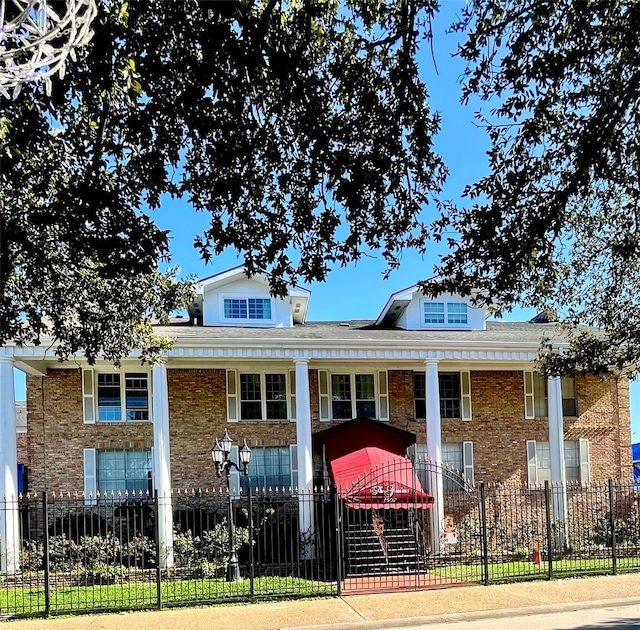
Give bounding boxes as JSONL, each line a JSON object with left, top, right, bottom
{"left": 13, "top": 1, "right": 639, "bottom": 443}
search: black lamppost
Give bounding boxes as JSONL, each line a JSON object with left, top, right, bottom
{"left": 211, "top": 429, "right": 251, "bottom": 582}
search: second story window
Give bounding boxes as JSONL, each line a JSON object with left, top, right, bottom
{"left": 331, "top": 374, "right": 376, "bottom": 420}
{"left": 223, "top": 298, "right": 272, "bottom": 320}
{"left": 414, "top": 371, "right": 472, "bottom": 421}
{"left": 231, "top": 372, "right": 289, "bottom": 421}
{"left": 524, "top": 372, "right": 578, "bottom": 418}
{"left": 97, "top": 373, "right": 149, "bottom": 422}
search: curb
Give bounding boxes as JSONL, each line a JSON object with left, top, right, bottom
{"left": 285, "top": 597, "right": 640, "bottom": 630}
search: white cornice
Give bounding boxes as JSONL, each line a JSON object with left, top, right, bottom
{"left": 1, "top": 335, "right": 551, "bottom": 364}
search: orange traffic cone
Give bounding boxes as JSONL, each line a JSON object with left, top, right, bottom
{"left": 533, "top": 549, "right": 541, "bottom": 565}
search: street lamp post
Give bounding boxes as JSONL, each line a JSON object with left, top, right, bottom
{"left": 211, "top": 429, "right": 251, "bottom": 582}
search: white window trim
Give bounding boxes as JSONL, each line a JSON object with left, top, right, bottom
{"left": 326, "top": 371, "right": 379, "bottom": 421}
{"left": 242, "top": 446, "right": 297, "bottom": 491}
{"left": 413, "top": 371, "right": 472, "bottom": 421}
{"left": 84, "top": 368, "right": 152, "bottom": 424}
{"left": 526, "top": 439, "right": 591, "bottom": 486}
{"left": 523, "top": 371, "right": 578, "bottom": 420}
{"left": 219, "top": 293, "right": 275, "bottom": 325}
{"left": 94, "top": 448, "right": 153, "bottom": 497}
{"left": 228, "top": 370, "right": 291, "bottom": 422}
{"left": 420, "top": 299, "right": 470, "bottom": 329}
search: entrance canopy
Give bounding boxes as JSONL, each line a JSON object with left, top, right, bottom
{"left": 331, "top": 446, "right": 433, "bottom": 509}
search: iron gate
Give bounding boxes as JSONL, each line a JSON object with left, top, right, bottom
{"left": 336, "top": 459, "right": 484, "bottom": 593}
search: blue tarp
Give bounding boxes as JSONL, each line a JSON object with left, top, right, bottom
{"left": 633, "top": 443, "right": 640, "bottom": 486}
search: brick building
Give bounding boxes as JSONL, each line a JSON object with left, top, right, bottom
{"left": 0, "top": 266, "right": 632, "bottom": 568}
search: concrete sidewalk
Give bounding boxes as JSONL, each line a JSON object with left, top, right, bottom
{"left": 5, "top": 574, "right": 640, "bottom": 630}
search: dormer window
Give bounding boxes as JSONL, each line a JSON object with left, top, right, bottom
{"left": 423, "top": 301, "right": 468, "bottom": 326}
{"left": 446, "top": 303, "right": 468, "bottom": 325}
{"left": 424, "top": 302, "right": 445, "bottom": 324}
{"left": 223, "top": 297, "right": 272, "bottom": 321}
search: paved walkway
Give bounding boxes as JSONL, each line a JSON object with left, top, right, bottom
{"left": 6, "top": 574, "right": 640, "bottom": 630}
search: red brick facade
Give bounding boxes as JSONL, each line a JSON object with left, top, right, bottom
{"left": 22, "top": 366, "right": 632, "bottom": 494}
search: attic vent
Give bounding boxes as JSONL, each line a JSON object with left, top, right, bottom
{"left": 530, "top": 308, "right": 558, "bottom": 324}
{"left": 393, "top": 305, "right": 401, "bottom": 310}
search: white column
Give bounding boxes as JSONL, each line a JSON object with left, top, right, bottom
{"left": 548, "top": 376, "right": 568, "bottom": 536}
{"left": 295, "top": 359, "right": 315, "bottom": 559}
{"left": 152, "top": 363, "right": 174, "bottom": 568}
{"left": 425, "top": 359, "right": 444, "bottom": 554}
{"left": 0, "top": 357, "right": 20, "bottom": 573}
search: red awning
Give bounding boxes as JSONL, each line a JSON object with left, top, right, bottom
{"left": 330, "top": 446, "right": 433, "bottom": 509}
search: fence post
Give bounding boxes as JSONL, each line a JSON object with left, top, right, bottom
{"left": 42, "top": 491, "right": 50, "bottom": 617}
{"left": 248, "top": 485, "right": 255, "bottom": 602}
{"left": 154, "top": 489, "right": 162, "bottom": 610}
{"left": 334, "top": 488, "right": 342, "bottom": 597}
{"left": 608, "top": 479, "right": 617, "bottom": 576}
{"left": 479, "top": 482, "right": 489, "bottom": 586}
{"left": 544, "top": 481, "right": 553, "bottom": 581}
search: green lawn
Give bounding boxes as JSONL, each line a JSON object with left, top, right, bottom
{"left": 0, "top": 576, "right": 337, "bottom": 618}
{"left": 4, "top": 558, "right": 640, "bottom": 619}
{"left": 433, "top": 556, "right": 640, "bottom": 583}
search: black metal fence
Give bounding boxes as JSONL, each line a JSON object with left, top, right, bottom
{"left": 1, "top": 479, "right": 640, "bottom": 618}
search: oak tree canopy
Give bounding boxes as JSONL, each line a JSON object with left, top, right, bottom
{"left": 3, "top": 0, "right": 640, "bottom": 376}
{"left": 1, "top": 0, "right": 443, "bottom": 363}
{"left": 431, "top": 0, "right": 640, "bottom": 376}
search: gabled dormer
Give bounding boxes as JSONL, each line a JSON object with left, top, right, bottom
{"left": 376, "top": 285, "right": 487, "bottom": 331}
{"left": 188, "top": 266, "right": 310, "bottom": 327}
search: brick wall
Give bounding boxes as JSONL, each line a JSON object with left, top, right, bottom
{"left": 26, "top": 370, "right": 153, "bottom": 494}
{"left": 25, "top": 366, "right": 632, "bottom": 493}
{"left": 386, "top": 370, "right": 632, "bottom": 484}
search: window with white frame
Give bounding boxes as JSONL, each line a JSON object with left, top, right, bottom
{"left": 422, "top": 301, "right": 468, "bottom": 326}
{"left": 96, "top": 449, "right": 152, "bottom": 495}
{"left": 524, "top": 373, "right": 577, "bottom": 418}
{"left": 414, "top": 372, "right": 472, "bottom": 420}
{"left": 83, "top": 371, "right": 150, "bottom": 423}
{"left": 227, "top": 371, "right": 290, "bottom": 421}
{"left": 318, "top": 370, "right": 388, "bottom": 422}
{"left": 526, "top": 439, "right": 590, "bottom": 485}
{"left": 223, "top": 297, "right": 272, "bottom": 321}
{"left": 240, "top": 446, "right": 296, "bottom": 491}
{"left": 561, "top": 377, "right": 577, "bottom": 416}
{"left": 442, "top": 442, "right": 475, "bottom": 490}
{"left": 331, "top": 373, "right": 375, "bottom": 420}
{"left": 411, "top": 442, "right": 474, "bottom": 491}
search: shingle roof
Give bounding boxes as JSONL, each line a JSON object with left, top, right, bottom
{"left": 153, "top": 320, "right": 567, "bottom": 345}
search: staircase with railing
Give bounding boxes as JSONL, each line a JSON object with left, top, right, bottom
{"left": 343, "top": 509, "right": 427, "bottom": 576}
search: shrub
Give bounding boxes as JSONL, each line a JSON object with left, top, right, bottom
{"left": 73, "top": 562, "right": 126, "bottom": 586}
{"left": 20, "top": 541, "right": 44, "bottom": 572}
{"left": 192, "top": 559, "right": 224, "bottom": 579}
{"left": 173, "top": 520, "right": 249, "bottom": 568}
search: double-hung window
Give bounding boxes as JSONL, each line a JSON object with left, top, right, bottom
{"left": 414, "top": 372, "right": 472, "bottom": 420}
{"left": 526, "top": 439, "right": 590, "bottom": 485}
{"left": 83, "top": 371, "right": 150, "bottom": 423}
{"left": 524, "top": 373, "right": 577, "bottom": 418}
{"left": 442, "top": 442, "right": 475, "bottom": 490}
{"left": 97, "top": 449, "right": 152, "bottom": 495}
{"left": 410, "top": 442, "right": 474, "bottom": 492}
{"left": 331, "top": 373, "right": 376, "bottom": 420}
{"left": 422, "top": 301, "right": 468, "bottom": 326}
{"left": 240, "top": 446, "right": 296, "bottom": 491}
{"left": 318, "top": 371, "right": 388, "bottom": 422}
{"left": 222, "top": 297, "right": 272, "bottom": 322}
{"left": 227, "top": 371, "right": 289, "bottom": 421}
{"left": 83, "top": 448, "right": 152, "bottom": 499}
